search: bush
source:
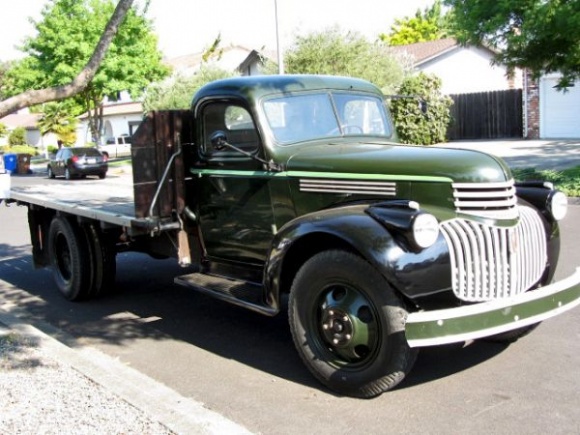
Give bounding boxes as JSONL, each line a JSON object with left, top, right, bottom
{"left": 8, "top": 127, "right": 27, "bottom": 146}
{"left": 0, "top": 145, "right": 38, "bottom": 156}
{"left": 389, "top": 73, "right": 452, "bottom": 145}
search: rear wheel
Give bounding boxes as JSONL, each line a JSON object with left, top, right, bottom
{"left": 47, "top": 216, "right": 91, "bottom": 301}
{"left": 82, "top": 223, "right": 116, "bottom": 297}
{"left": 98, "top": 172, "right": 106, "bottom": 179}
{"left": 289, "top": 250, "right": 417, "bottom": 398}
{"left": 47, "top": 166, "right": 55, "bottom": 179}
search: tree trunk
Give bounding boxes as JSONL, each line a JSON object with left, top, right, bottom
{"left": 0, "top": 0, "right": 135, "bottom": 118}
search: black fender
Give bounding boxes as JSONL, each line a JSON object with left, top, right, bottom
{"left": 263, "top": 204, "right": 452, "bottom": 312}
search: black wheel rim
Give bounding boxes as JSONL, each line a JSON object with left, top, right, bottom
{"left": 54, "top": 232, "right": 72, "bottom": 282}
{"left": 311, "top": 283, "right": 381, "bottom": 368}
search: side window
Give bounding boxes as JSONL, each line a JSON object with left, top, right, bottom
{"left": 201, "top": 103, "right": 259, "bottom": 156}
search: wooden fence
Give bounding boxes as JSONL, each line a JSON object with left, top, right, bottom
{"left": 447, "top": 89, "right": 523, "bottom": 140}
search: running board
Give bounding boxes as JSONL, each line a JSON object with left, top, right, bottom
{"left": 174, "top": 272, "right": 277, "bottom": 316}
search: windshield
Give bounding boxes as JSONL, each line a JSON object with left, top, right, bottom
{"left": 262, "top": 92, "right": 391, "bottom": 144}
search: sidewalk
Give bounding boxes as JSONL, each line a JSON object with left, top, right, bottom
{"left": 0, "top": 308, "right": 251, "bottom": 435}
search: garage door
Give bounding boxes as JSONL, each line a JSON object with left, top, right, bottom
{"left": 540, "top": 76, "right": 580, "bottom": 138}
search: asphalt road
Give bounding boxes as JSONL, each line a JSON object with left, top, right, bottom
{"left": 1, "top": 175, "right": 579, "bottom": 434}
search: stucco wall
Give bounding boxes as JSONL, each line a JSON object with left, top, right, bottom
{"left": 420, "top": 46, "right": 522, "bottom": 95}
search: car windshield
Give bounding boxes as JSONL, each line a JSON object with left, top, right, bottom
{"left": 262, "top": 92, "right": 392, "bottom": 145}
{"left": 71, "top": 148, "right": 102, "bottom": 156}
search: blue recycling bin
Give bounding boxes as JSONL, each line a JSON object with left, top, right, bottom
{"left": 3, "top": 154, "right": 17, "bottom": 174}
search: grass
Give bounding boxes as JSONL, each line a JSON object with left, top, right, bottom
{"left": 107, "top": 158, "right": 131, "bottom": 167}
{"left": 512, "top": 166, "right": 580, "bottom": 197}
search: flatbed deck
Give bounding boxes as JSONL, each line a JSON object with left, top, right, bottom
{"left": 7, "top": 176, "right": 141, "bottom": 230}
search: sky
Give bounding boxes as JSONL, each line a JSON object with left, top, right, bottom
{"left": 0, "top": 0, "right": 434, "bottom": 61}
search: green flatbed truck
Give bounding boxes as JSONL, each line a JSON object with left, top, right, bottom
{"left": 4, "top": 75, "right": 580, "bottom": 398}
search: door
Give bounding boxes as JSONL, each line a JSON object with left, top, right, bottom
{"left": 540, "top": 76, "right": 580, "bottom": 138}
{"left": 194, "top": 101, "right": 276, "bottom": 265}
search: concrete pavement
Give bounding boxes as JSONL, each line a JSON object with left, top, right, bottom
{"left": 438, "top": 139, "right": 580, "bottom": 170}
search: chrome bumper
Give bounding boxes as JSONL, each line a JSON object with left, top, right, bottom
{"left": 405, "top": 268, "right": 580, "bottom": 347}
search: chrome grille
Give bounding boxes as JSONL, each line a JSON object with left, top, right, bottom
{"left": 440, "top": 206, "right": 547, "bottom": 302}
{"left": 299, "top": 179, "right": 396, "bottom": 196}
{"left": 452, "top": 180, "right": 518, "bottom": 219}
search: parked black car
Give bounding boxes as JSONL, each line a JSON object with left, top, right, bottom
{"left": 48, "top": 147, "right": 108, "bottom": 180}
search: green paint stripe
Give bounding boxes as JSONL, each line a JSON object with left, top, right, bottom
{"left": 406, "top": 276, "right": 580, "bottom": 345}
{"left": 190, "top": 168, "right": 452, "bottom": 183}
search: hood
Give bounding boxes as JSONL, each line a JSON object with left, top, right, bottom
{"left": 285, "top": 142, "right": 512, "bottom": 184}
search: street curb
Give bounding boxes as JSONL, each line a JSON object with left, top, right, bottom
{"left": 0, "top": 307, "right": 252, "bottom": 435}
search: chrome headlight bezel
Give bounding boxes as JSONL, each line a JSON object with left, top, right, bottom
{"left": 548, "top": 190, "right": 568, "bottom": 221}
{"left": 411, "top": 212, "right": 440, "bottom": 249}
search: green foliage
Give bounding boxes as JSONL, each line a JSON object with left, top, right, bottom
{"left": 446, "top": 0, "right": 580, "bottom": 88}
{"left": 1, "top": 144, "right": 38, "bottom": 156}
{"left": 143, "top": 67, "right": 236, "bottom": 111}
{"left": 38, "top": 102, "right": 78, "bottom": 145}
{"left": 0, "top": 61, "right": 13, "bottom": 100}
{"left": 5, "top": 0, "right": 170, "bottom": 139}
{"left": 0, "top": 122, "right": 7, "bottom": 138}
{"left": 381, "top": 0, "right": 454, "bottom": 45}
{"left": 389, "top": 73, "right": 452, "bottom": 145}
{"left": 283, "top": 27, "right": 411, "bottom": 94}
{"left": 8, "top": 127, "right": 27, "bottom": 146}
{"left": 512, "top": 167, "right": 580, "bottom": 197}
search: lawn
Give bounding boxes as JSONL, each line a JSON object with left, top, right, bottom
{"left": 513, "top": 166, "right": 580, "bottom": 197}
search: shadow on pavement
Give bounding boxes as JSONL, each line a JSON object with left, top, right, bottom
{"left": 0, "top": 249, "right": 509, "bottom": 394}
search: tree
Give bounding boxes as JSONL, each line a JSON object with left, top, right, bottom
{"left": 0, "top": 0, "right": 135, "bottom": 118}
{"left": 381, "top": 0, "right": 454, "bottom": 45}
{"left": 37, "top": 103, "right": 79, "bottom": 145}
{"left": 389, "top": 73, "right": 452, "bottom": 145}
{"left": 143, "top": 67, "right": 235, "bottom": 112}
{"left": 4, "top": 0, "right": 169, "bottom": 142}
{"left": 281, "top": 27, "right": 411, "bottom": 94}
{"left": 446, "top": 0, "right": 580, "bottom": 88}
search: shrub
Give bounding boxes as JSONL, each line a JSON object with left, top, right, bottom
{"left": 8, "top": 127, "right": 27, "bottom": 146}
{"left": 389, "top": 73, "right": 452, "bottom": 145}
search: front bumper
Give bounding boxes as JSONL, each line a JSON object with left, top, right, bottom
{"left": 405, "top": 268, "right": 580, "bottom": 347}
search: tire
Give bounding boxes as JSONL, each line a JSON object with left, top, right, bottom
{"left": 288, "top": 250, "right": 417, "bottom": 398}
{"left": 47, "top": 166, "right": 55, "bottom": 179}
{"left": 65, "top": 168, "right": 72, "bottom": 180}
{"left": 47, "top": 216, "right": 91, "bottom": 301}
{"left": 82, "top": 223, "right": 116, "bottom": 297}
{"left": 483, "top": 323, "right": 539, "bottom": 344}
{"left": 98, "top": 172, "right": 106, "bottom": 179}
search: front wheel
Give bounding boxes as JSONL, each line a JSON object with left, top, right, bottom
{"left": 289, "top": 250, "right": 417, "bottom": 398}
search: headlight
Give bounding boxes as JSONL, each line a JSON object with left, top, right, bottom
{"left": 549, "top": 191, "right": 568, "bottom": 221}
{"left": 412, "top": 213, "right": 440, "bottom": 249}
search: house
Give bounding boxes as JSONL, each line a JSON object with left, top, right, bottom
{"left": 76, "top": 101, "right": 143, "bottom": 146}
{"left": 165, "top": 45, "right": 275, "bottom": 77}
{"left": 391, "top": 38, "right": 522, "bottom": 95}
{"left": 524, "top": 71, "right": 580, "bottom": 139}
{"left": 0, "top": 110, "right": 56, "bottom": 148}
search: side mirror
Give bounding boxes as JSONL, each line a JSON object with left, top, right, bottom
{"left": 209, "top": 130, "right": 228, "bottom": 150}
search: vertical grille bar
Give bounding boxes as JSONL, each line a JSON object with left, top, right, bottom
{"left": 440, "top": 206, "right": 548, "bottom": 302}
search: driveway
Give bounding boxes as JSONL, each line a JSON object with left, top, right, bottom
{"left": 438, "top": 139, "right": 580, "bottom": 170}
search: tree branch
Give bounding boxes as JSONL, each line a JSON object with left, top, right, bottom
{"left": 0, "top": 0, "right": 135, "bottom": 118}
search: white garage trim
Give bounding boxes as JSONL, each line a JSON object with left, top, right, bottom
{"left": 540, "top": 75, "right": 580, "bottom": 139}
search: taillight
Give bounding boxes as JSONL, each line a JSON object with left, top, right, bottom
{"left": 102, "top": 154, "right": 108, "bottom": 162}
{"left": 71, "top": 155, "right": 79, "bottom": 163}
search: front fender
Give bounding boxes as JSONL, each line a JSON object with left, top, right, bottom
{"left": 264, "top": 205, "right": 452, "bottom": 309}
